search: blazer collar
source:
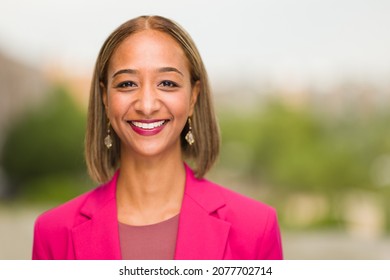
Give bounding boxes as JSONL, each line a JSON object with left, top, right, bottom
{"left": 174, "top": 164, "right": 231, "bottom": 259}
{"left": 72, "top": 171, "right": 121, "bottom": 260}
{"left": 71, "top": 164, "right": 231, "bottom": 260}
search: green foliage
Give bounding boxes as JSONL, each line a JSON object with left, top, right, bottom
{"left": 1, "top": 85, "right": 89, "bottom": 200}
{"left": 219, "top": 100, "right": 390, "bottom": 193}
{"left": 218, "top": 99, "right": 390, "bottom": 230}
{"left": 19, "top": 175, "right": 91, "bottom": 204}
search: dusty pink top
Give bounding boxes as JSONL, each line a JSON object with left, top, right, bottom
{"left": 118, "top": 214, "right": 179, "bottom": 260}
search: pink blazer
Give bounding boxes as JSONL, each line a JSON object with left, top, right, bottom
{"left": 32, "top": 164, "right": 283, "bottom": 259}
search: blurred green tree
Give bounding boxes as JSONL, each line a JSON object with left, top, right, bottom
{"left": 1, "top": 85, "right": 89, "bottom": 202}
{"left": 218, "top": 99, "right": 390, "bottom": 229}
{"left": 219, "top": 101, "right": 376, "bottom": 193}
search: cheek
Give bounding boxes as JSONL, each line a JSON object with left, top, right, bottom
{"left": 167, "top": 93, "right": 192, "bottom": 117}
{"left": 106, "top": 94, "right": 128, "bottom": 119}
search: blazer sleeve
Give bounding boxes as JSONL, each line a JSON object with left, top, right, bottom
{"left": 257, "top": 207, "right": 283, "bottom": 260}
{"left": 32, "top": 217, "right": 50, "bottom": 260}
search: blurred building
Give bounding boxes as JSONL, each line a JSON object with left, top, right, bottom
{"left": 0, "top": 51, "right": 48, "bottom": 145}
{"left": 0, "top": 51, "right": 48, "bottom": 196}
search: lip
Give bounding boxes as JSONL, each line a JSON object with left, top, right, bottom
{"left": 128, "top": 119, "right": 169, "bottom": 136}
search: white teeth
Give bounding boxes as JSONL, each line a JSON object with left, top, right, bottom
{"left": 131, "top": 120, "right": 166, "bottom": 129}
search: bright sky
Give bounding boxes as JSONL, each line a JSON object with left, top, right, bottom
{"left": 1, "top": 0, "right": 390, "bottom": 89}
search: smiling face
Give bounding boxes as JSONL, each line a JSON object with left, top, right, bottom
{"left": 102, "top": 29, "right": 199, "bottom": 159}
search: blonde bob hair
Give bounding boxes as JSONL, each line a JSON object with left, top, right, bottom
{"left": 85, "top": 15, "right": 220, "bottom": 183}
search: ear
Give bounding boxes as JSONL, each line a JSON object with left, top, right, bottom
{"left": 189, "top": 80, "right": 200, "bottom": 116}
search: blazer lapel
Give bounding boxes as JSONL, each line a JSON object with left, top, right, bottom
{"left": 70, "top": 166, "right": 231, "bottom": 260}
{"left": 174, "top": 165, "right": 231, "bottom": 260}
{"left": 72, "top": 172, "right": 121, "bottom": 260}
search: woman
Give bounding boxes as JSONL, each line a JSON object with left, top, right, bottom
{"left": 32, "top": 15, "right": 283, "bottom": 260}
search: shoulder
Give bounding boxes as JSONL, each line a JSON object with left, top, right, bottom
{"left": 186, "top": 164, "right": 272, "bottom": 213}
{"left": 34, "top": 173, "right": 117, "bottom": 232}
{"left": 201, "top": 178, "right": 276, "bottom": 225}
{"left": 35, "top": 189, "right": 92, "bottom": 230}
{"left": 32, "top": 174, "right": 118, "bottom": 259}
{"left": 194, "top": 177, "right": 283, "bottom": 259}
{"left": 32, "top": 188, "right": 95, "bottom": 259}
{"left": 185, "top": 165, "right": 276, "bottom": 225}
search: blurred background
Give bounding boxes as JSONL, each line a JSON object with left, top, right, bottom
{"left": 1, "top": 0, "right": 390, "bottom": 259}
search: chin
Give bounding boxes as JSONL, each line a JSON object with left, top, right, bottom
{"left": 129, "top": 141, "right": 181, "bottom": 159}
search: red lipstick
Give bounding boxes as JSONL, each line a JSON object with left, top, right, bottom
{"left": 129, "top": 119, "right": 168, "bottom": 136}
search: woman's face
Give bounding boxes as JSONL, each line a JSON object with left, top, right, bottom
{"left": 103, "top": 29, "right": 199, "bottom": 158}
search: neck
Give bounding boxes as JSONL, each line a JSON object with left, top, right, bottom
{"left": 116, "top": 145, "right": 186, "bottom": 226}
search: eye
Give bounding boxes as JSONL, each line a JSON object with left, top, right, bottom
{"left": 116, "top": 81, "right": 137, "bottom": 88}
{"left": 159, "top": 80, "right": 178, "bottom": 88}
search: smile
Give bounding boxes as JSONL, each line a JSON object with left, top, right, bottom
{"left": 130, "top": 120, "right": 167, "bottom": 130}
{"left": 128, "top": 119, "right": 169, "bottom": 136}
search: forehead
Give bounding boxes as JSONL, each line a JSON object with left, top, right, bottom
{"left": 108, "top": 29, "right": 189, "bottom": 73}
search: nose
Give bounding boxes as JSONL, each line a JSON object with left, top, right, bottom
{"left": 133, "top": 85, "right": 161, "bottom": 116}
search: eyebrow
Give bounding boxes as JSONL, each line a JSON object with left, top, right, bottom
{"left": 112, "top": 69, "right": 138, "bottom": 78}
{"left": 112, "top": 67, "right": 184, "bottom": 78}
{"left": 157, "top": 67, "right": 184, "bottom": 77}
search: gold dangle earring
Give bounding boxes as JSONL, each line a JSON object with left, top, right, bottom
{"left": 104, "top": 121, "right": 113, "bottom": 149}
{"left": 185, "top": 117, "right": 195, "bottom": 145}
